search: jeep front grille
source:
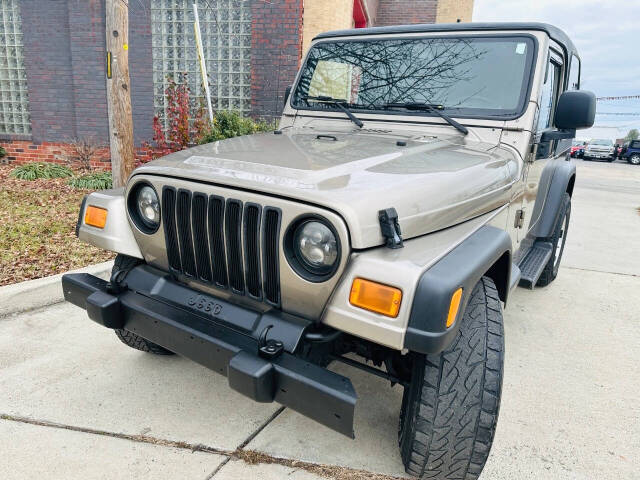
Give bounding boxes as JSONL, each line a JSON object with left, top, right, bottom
{"left": 161, "top": 186, "right": 281, "bottom": 306}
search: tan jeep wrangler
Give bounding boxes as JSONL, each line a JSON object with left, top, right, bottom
{"left": 63, "top": 22, "right": 595, "bottom": 479}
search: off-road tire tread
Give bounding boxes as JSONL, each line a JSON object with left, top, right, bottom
{"left": 400, "top": 277, "right": 504, "bottom": 480}
{"left": 114, "top": 328, "right": 173, "bottom": 355}
{"left": 537, "top": 193, "right": 571, "bottom": 287}
{"left": 111, "top": 254, "right": 174, "bottom": 355}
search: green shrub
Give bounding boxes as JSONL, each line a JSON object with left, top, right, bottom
{"left": 10, "top": 162, "right": 74, "bottom": 180}
{"left": 68, "top": 172, "right": 113, "bottom": 190}
{"left": 198, "top": 111, "right": 273, "bottom": 144}
{"left": 0, "top": 146, "right": 6, "bottom": 158}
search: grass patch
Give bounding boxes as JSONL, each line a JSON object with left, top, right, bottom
{"left": 68, "top": 171, "right": 113, "bottom": 190}
{"left": 10, "top": 162, "right": 74, "bottom": 180}
{"left": 0, "top": 165, "right": 114, "bottom": 286}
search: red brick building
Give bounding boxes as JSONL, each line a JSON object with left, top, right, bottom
{"left": 0, "top": 0, "right": 473, "bottom": 167}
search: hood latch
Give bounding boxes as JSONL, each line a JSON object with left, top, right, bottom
{"left": 378, "top": 208, "right": 403, "bottom": 249}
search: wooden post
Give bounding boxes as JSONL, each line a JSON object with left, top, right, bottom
{"left": 105, "top": 0, "right": 134, "bottom": 189}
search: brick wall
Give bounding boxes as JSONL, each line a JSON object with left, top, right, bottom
{"left": 250, "top": 0, "right": 304, "bottom": 120}
{"left": 19, "top": 0, "right": 77, "bottom": 142}
{"left": 375, "top": 0, "right": 438, "bottom": 26}
{"left": 7, "top": 0, "right": 154, "bottom": 165}
{"left": 129, "top": 0, "right": 154, "bottom": 144}
{"left": 67, "top": 0, "right": 109, "bottom": 141}
{"left": 0, "top": 139, "right": 159, "bottom": 170}
{"left": 0, "top": 141, "right": 111, "bottom": 170}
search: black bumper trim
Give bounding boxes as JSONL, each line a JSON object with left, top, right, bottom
{"left": 61, "top": 272, "right": 357, "bottom": 437}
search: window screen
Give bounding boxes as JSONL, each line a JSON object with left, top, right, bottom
{"left": 150, "top": 0, "right": 252, "bottom": 125}
{"left": 0, "top": 0, "right": 30, "bottom": 135}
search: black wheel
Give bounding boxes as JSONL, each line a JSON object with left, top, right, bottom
{"left": 536, "top": 193, "right": 571, "bottom": 287}
{"left": 629, "top": 154, "right": 640, "bottom": 165}
{"left": 111, "top": 254, "right": 174, "bottom": 355}
{"left": 399, "top": 277, "right": 504, "bottom": 480}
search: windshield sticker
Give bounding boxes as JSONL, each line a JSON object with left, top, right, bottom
{"left": 515, "top": 43, "right": 526, "bottom": 55}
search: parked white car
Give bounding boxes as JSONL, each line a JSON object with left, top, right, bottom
{"left": 584, "top": 139, "right": 615, "bottom": 161}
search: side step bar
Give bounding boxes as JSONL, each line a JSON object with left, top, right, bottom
{"left": 518, "top": 241, "right": 553, "bottom": 289}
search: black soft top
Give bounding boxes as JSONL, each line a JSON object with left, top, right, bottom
{"left": 314, "top": 22, "right": 578, "bottom": 59}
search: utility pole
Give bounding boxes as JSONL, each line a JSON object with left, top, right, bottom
{"left": 105, "top": 0, "right": 134, "bottom": 188}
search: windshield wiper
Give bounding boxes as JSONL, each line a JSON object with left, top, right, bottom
{"left": 382, "top": 102, "right": 468, "bottom": 135}
{"left": 303, "top": 95, "right": 364, "bottom": 128}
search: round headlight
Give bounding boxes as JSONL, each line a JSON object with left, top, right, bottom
{"left": 128, "top": 183, "right": 160, "bottom": 233}
{"left": 285, "top": 217, "right": 341, "bottom": 281}
{"left": 294, "top": 221, "right": 338, "bottom": 272}
{"left": 136, "top": 186, "right": 160, "bottom": 228}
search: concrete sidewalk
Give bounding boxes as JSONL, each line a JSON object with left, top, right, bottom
{"left": 1, "top": 159, "right": 639, "bottom": 479}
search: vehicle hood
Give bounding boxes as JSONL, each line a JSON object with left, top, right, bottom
{"left": 134, "top": 128, "right": 519, "bottom": 248}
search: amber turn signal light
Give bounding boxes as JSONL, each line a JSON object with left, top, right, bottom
{"left": 446, "top": 287, "right": 463, "bottom": 328}
{"left": 349, "top": 278, "right": 402, "bottom": 318}
{"left": 84, "top": 205, "right": 108, "bottom": 229}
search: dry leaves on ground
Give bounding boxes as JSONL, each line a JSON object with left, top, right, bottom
{"left": 0, "top": 164, "right": 115, "bottom": 286}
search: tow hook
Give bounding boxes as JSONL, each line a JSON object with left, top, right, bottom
{"left": 106, "top": 268, "right": 129, "bottom": 294}
{"left": 258, "top": 324, "right": 284, "bottom": 359}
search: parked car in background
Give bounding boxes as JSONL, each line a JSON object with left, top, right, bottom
{"left": 621, "top": 139, "right": 640, "bottom": 165}
{"left": 583, "top": 139, "right": 615, "bottom": 161}
{"left": 570, "top": 140, "right": 585, "bottom": 158}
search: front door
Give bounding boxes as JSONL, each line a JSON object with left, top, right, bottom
{"left": 523, "top": 50, "right": 563, "bottom": 234}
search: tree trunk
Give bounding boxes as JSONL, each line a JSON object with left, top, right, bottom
{"left": 105, "top": 0, "right": 134, "bottom": 189}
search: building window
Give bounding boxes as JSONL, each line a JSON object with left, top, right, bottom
{"left": 0, "top": 0, "right": 30, "bottom": 135}
{"left": 150, "top": 0, "right": 252, "bottom": 125}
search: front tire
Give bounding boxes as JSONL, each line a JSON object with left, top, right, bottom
{"left": 111, "top": 254, "right": 174, "bottom": 355}
{"left": 399, "top": 277, "right": 504, "bottom": 479}
{"left": 629, "top": 154, "right": 640, "bottom": 165}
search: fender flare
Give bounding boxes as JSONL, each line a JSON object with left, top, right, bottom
{"left": 530, "top": 158, "right": 576, "bottom": 239}
{"left": 404, "top": 226, "right": 512, "bottom": 355}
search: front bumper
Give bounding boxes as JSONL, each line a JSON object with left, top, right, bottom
{"left": 584, "top": 151, "right": 612, "bottom": 158}
{"left": 61, "top": 266, "right": 356, "bottom": 437}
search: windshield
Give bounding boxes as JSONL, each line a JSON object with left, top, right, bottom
{"left": 292, "top": 35, "right": 536, "bottom": 119}
{"left": 590, "top": 139, "right": 613, "bottom": 146}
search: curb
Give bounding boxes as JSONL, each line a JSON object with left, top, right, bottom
{"left": 0, "top": 260, "right": 114, "bottom": 317}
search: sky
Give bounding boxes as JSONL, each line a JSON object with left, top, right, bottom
{"left": 473, "top": 0, "right": 640, "bottom": 140}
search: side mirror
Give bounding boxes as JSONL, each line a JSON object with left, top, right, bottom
{"left": 554, "top": 90, "right": 596, "bottom": 130}
{"left": 284, "top": 85, "right": 292, "bottom": 107}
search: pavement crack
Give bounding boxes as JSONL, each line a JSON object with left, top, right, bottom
{"left": 2, "top": 412, "right": 402, "bottom": 480}
{"left": 0, "top": 413, "right": 232, "bottom": 456}
{"left": 204, "top": 456, "right": 231, "bottom": 479}
{"left": 237, "top": 406, "right": 285, "bottom": 450}
{"left": 563, "top": 266, "right": 639, "bottom": 278}
{"left": 232, "top": 450, "right": 407, "bottom": 480}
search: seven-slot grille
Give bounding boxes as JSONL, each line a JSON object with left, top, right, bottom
{"left": 161, "top": 186, "right": 281, "bottom": 306}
